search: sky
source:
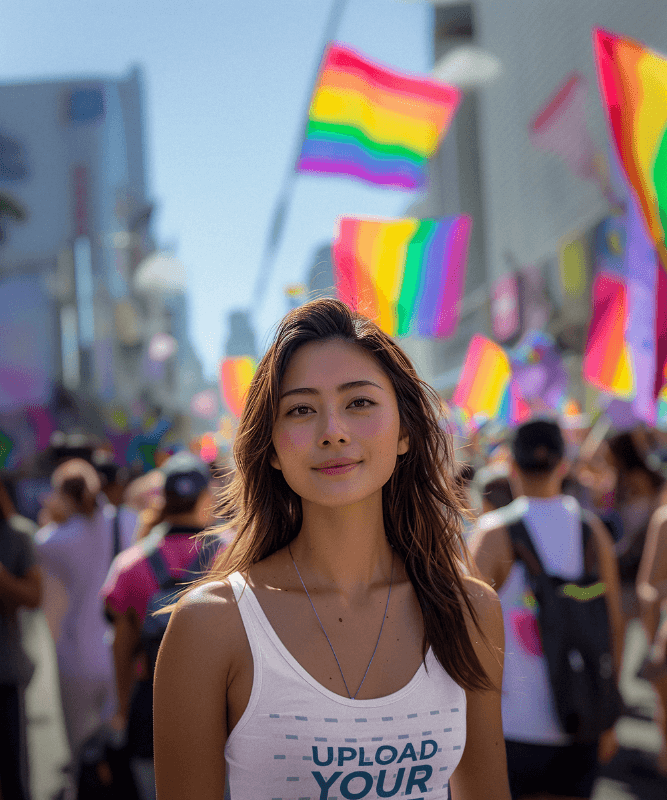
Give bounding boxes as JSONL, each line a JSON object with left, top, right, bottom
{"left": 0, "top": 0, "right": 433, "bottom": 378}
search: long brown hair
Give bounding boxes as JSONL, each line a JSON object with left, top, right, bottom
{"left": 208, "top": 298, "right": 494, "bottom": 692}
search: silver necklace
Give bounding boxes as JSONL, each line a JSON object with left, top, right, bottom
{"left": 288, "top": 543, "right": 394, "bottom": 700}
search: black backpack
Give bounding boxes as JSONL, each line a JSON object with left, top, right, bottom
{"left": 140, "top": 539, "right": 213, "bottom": 676}
{"left": 507, "top": 515, "right": 623, "bottom": 743}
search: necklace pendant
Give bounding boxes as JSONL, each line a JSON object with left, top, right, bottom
{"left": 288, "top": 545, "right": 394, "bottom": 700}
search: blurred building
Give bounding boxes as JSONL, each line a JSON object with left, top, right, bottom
{"left": 224, "top": 309, "right": 258, "bottom": 358}
{"left": 0, "top": 68, "right": 207, "bottom": 453}
{"left": 416, "top": 0, "right": 667, "bottom": 401}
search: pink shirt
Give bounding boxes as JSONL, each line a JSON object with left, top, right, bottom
{"left": 102, "top": 525, "right": 203, "bottom": 624}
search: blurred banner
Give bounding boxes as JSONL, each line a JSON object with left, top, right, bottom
{"left": 0, "top": 274, "right": 54, "bottom": 412}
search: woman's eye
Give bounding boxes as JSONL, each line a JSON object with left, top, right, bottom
{"left": 349, "top": 398, "right": 374, "bottom": 409}
{"left": 288, "top": 405, "right": 313, "bottom": 416}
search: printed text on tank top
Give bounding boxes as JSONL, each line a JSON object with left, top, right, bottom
{"left": 224, "top": 573, "right": 466, "bottom": 800}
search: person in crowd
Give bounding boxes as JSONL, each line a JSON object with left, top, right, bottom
{"left": 636, "top": 503, "right": 667, "bottom": 775}
{"left": 455, "top": 462, "right": 477, "bottom": 540}
{"left": 474, "top": 463, "right": 514, "bottom": 515}
{"left": 153, "top": 299, "right": 510, "bottom": 800}
{"left": 606, "top": 432, "right": 664, "bottom": 622}
{"left": 34, "top": 458, "right": 135, "bottom": 792}
{"left": 122, "top": 468, "right": 168, "bottom": 542}
{"left": 0, "top": 480, "right": 42, "bottom": 800}
{"left": 469, "top": 419, "right": 624, "bottom": 799}
{"left": 93, "top": 450, "right": 139, "bottom": 545}
{"left": 102, "top": 452, "right": 215, "bottom": 800}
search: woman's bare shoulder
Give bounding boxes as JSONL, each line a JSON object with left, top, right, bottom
{"left": 161, "top": 577, "right": 248, "bottom": 660}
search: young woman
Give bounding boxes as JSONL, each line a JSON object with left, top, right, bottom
{"left": 154, "top": 299, "right": 510, "bottom": 799}
{"left": 35, "top": 459, "right": 134, "bottom": 766}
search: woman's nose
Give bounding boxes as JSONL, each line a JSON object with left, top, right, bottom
{"left": 318, "top": 409, "right": 350, "bottom": 447}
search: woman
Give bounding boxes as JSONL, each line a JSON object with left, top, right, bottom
{"left": 35, "top": 458, "right": 134, "bottom": 768}
{"left": 606, "top": 433, "right": 664, "bottom": 622}
{"left": 154, "top": 299, "right": 509, "bottom": 799}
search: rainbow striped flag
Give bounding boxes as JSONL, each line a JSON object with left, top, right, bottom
{"left": 582, "top": 273, "right": 635, "bottom": 399}
{"left": 451, "top": 335, "right": 513, "bottom": 425}
{"left": 594, "top": 28, "right": 667, "bottom": 398}
{"left": 333, "top": 215, "right": 471, "bottom": 338}
{"left": 658, "top": 383, "right": 667, "bottom": 428}
{"left": 594, "top": 29, "right": 667, "bottom": 264}
{"left": 298, "top": 43, "right": 461, "bottom": 190}
{"left": 219, "top": 357, "right": 256, "bottom": 418}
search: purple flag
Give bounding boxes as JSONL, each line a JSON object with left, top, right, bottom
{"left": 625, "top": 191, "right": 658, "bottom": 425}
{"left": 510, "top": 331, "right": 569, "bottom": 412}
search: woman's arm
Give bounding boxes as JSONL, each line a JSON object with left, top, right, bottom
{"left": 0, "top": 562, "right": 42, "bottom": 612}
{"left": 153, "top": 580, "right": 241, "bottom": 800}
{"left": 587, "top": 513, "right": 625, "bottom": 675}
{"left": 637, "top": 506, "right": 667, "bottom": 643}
{"left": 449, "top": 576, "right": 511, "bottom": 800}
{"left": 41, "top": 571, "right": 68, "bottom": 642}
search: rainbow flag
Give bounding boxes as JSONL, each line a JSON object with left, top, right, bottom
{"left": 498, "top": 379, "right": 531, "bottom": 428}
{"left": 594, "top": 29, "right": 667, "bottom": 399}
{"left": 297, "top": 43, "right": 461, "bottom": 190}
{"left": 219, "top": 357, "right": 256, "bottom": 417}
{"left": 594, "top": 29, "right": 667, "bottom": 263}
{"left": 582, "top": 273, "right": 635, "bottom": 399}
{"left": 333, "top": 215, "right": 471, "bottom": 338}
{"left": 658, "top": 384, "right": 667, "bottom": 428}
{"left": 451, "top": 335, "right": 513, "bottom": 425}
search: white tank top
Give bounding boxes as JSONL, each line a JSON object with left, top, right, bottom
{"left": 225, "top": 571, "right": 466, "bottom": 799}
{"left": 490, "top": 495, "right": 584, "bottom": 745}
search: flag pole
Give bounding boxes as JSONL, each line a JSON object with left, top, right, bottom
{"left": 251, "top": 0, "right": 349, "bottom": 307}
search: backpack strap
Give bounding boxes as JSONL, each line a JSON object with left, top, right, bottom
{"left": 581, "top": 515, "right": 598, "bottom": 579}
{"left": 146, "top": 539, "right": 213, "bottom": 591}
{"left": 112, "top": 508, "right": 121, "bottom": 562}
{"left": 146, "top": 548, "right": 173, "bottom": 590}
{"left": 509, "top": 512, "right": 597, "bottom": 581}
{"left": 184, "top": 537, "right": 217, "bottom": 579}
{"left": 506, "top": 518, "right": 545, "bottom": 577}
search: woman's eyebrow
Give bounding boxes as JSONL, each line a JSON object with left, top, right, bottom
{"left": 279, "top": 380, "right": 384, "bottom": 399}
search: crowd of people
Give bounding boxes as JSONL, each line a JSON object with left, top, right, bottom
{"left": 2, "top": 298, "right": 667, "bottom": 799}
{"left": 1, "top": 437, "right": 229, "bottom": 800}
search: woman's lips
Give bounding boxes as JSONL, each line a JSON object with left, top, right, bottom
{"left": 313, "top": 462, "right": 359, "bottom": 476}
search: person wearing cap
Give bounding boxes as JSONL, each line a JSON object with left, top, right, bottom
{"left": 102, "top": 452, "right": 214, "bottom": 800}
{"left": 469, "top": 419, "right": 624, "bottom": 800}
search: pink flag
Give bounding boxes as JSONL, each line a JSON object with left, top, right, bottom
{"left": 529, "top": 72, "right": 598, "bottom": 182}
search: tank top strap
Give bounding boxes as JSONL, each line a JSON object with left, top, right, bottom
{"left": 227, "top": 571, "right": 268, "bottom": 668}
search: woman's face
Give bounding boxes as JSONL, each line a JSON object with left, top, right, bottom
{"left": 270, "top": 338, "right": 408, "bottom": 511}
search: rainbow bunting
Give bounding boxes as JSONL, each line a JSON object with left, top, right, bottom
{"left": 333, "top": 215, "right": 471, "bottom": 338}
{"left": 297, "top": 43, "right": 461, "bottom": 190}
{"left": 219, "top": 357, "right": 256, "bottom": 418}
{"left": 582, "top": 273, "right": 635, "bottom": 399}
{"left": 594, "top": 29, "right": 667, "bottom": 264}
{"left": 451, "top": 335, "right": 512, "bottom": 425}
